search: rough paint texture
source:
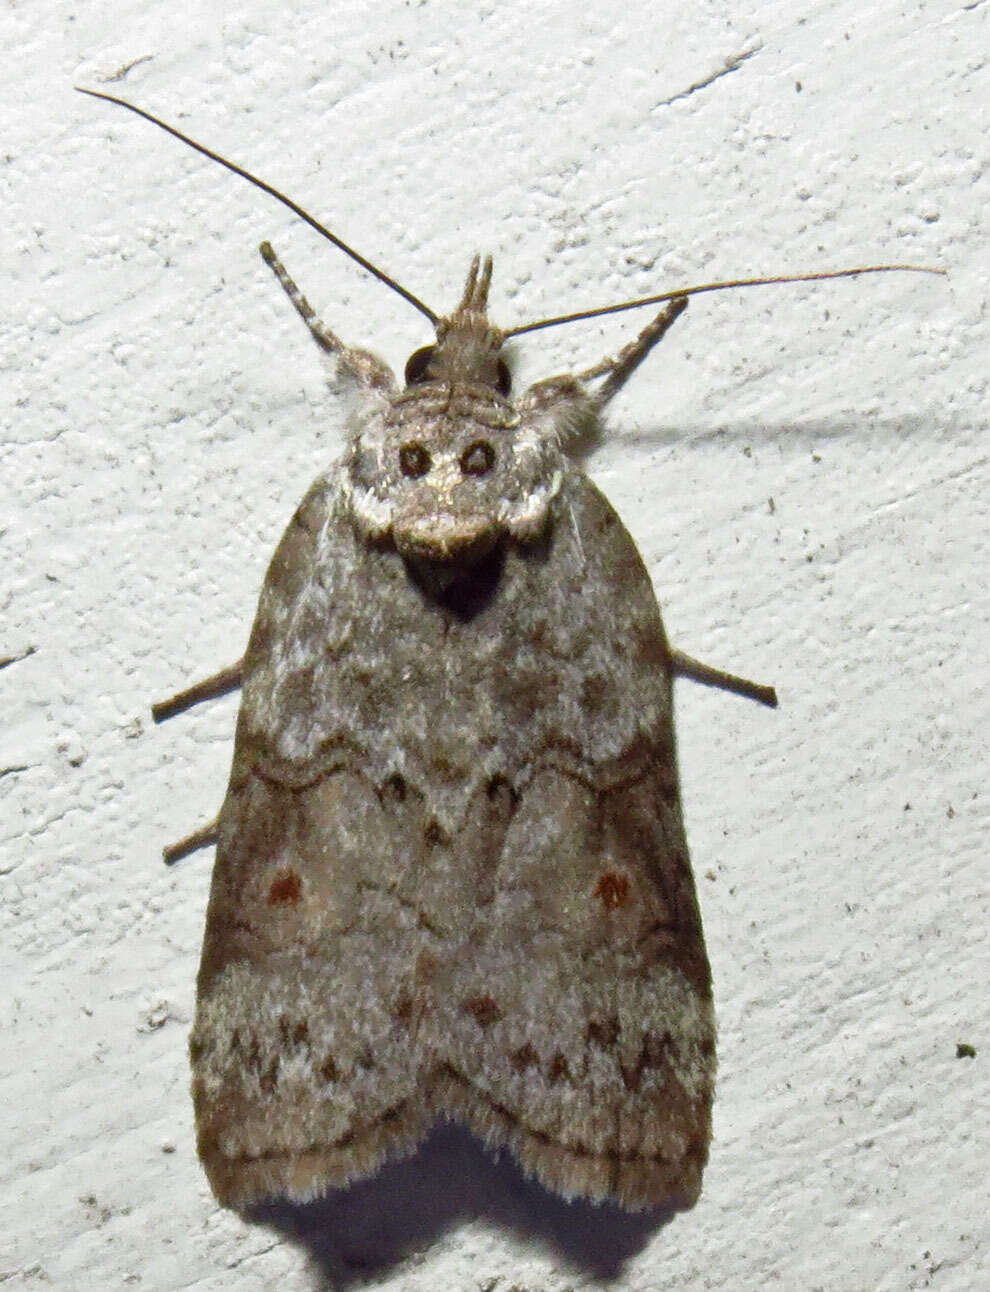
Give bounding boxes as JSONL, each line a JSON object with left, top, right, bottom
{"left": 190, "top": 257, "right": 714, "bottom": 1212}
{"left": 11, "top": 11, "right": 980, "bottom": 1289}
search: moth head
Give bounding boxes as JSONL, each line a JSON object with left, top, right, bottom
{"left": 403, "top": 255, "right": 511, "bottom": 397}
{"left": 346, "top": 257, "right": 561, "bottom": 566}
{"left": 384, "top": 423, "right": 518, "bottom": 564}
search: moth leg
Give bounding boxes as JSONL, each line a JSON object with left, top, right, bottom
{"left": 577, "top": 296, "right": 689, "bottom": 405}
{"left": 517, "top": 297, "right": 688, "bottom": 422}
{"left": 260, "top": 241, "right": 396, "bottom": 391}
{"left": 670, "top": 647, "right": 778, "bottom": 708}
{"left": 163, "top": 815, "right": 219, "bottom": 866}
{"left": 151, "top": 659, "right": 244, "bottom": 724}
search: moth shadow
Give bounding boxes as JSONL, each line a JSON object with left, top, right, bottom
{"left": 601, "top": 411, "right": 944, "bottom": 453}
{"left": 247, "top": 1122, "right": 677, "bottom": 1284}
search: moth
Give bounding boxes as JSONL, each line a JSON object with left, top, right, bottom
{"left": 80, "top": 88, "right": 937, "bottom": 1212}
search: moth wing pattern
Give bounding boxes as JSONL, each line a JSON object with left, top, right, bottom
{"left": 424, "top": 474, "right": 715, "bottom": 1209}
{"left": 191, "top": 457, "right": 715, "bottom": 1211}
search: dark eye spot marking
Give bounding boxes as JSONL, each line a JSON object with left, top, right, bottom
{"left": 460, "top": 440, "right": 496, "bottom": 476}
{"left": 383, "top": 772, "right": 407, "bottom": 802}
{"left": 399, "top": 442, "right": 431, "bottom": 478}
{"left": 423, "top": 818, "right": 448, "bottom": 847}
{"left": 495, "top": 358, "right": 511, "bottom": 396}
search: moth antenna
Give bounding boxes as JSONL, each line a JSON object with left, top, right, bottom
{"left": 504, "top": 264, "right": 946, "bottom": 337}
{"left": 76, "top": 86, "right": 439, "bottom": 325}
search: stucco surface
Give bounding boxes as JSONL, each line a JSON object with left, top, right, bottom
{"left": 2, "top": 2, "right": 986, "bottom": 1288}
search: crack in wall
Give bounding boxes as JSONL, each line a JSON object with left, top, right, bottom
{"left": 654, "top": 45, "right": 762, "bottom": 110}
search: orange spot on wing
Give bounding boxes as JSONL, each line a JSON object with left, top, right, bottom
{"left": 593, "top": 871, "right": 630, "bottom": 911}
{"left": 267, "top": 870, "right": 302, "bottom": 905}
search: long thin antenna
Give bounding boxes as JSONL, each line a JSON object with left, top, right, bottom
{"left": 76, "top": 86, "right": 439, "bottom": 325}
{"left": 504, "top": 265, "right": 945, "bottom": 337}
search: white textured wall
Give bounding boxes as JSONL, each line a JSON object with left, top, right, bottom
{"left": 3, "top": 1, "right": 987, "bottom": 1288}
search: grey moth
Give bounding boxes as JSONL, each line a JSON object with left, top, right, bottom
{"left": 79, "top": 87, "right": 935, "bottom": 1213}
